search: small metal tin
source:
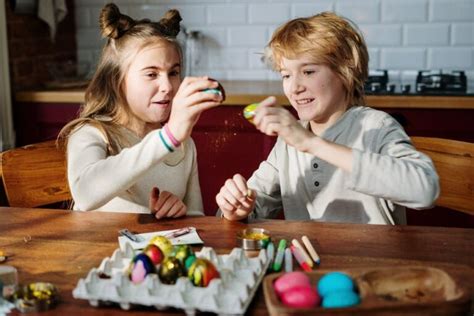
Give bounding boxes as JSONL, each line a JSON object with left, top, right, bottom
{"left": 237, "top": 228, "right": 271, "bottom": 250}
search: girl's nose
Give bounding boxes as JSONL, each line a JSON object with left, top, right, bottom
{"left": 159, "top": 76, "right": 172, "bottom": 93}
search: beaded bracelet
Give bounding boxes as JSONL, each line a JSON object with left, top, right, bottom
{"left": 164, "top": 124, "right": 181, "bottom": 147}
{"left": 159, "top": 129, "right": 174, "bottom": 152}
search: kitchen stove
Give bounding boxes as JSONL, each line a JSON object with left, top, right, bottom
{"left": 364, "top": 70, "right": 473, "bottom": 96}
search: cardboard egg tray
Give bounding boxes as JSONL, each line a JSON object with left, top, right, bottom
{"left": 73, "top": 243, "right": 270, "bottom": 315}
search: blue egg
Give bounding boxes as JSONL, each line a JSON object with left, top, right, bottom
{"left": 322, "top": 290, "right": 360, "bottom": 308}
{"left": 317, "top": 272, "right": 355, "bottom": 297}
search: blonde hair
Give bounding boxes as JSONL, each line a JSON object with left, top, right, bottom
{"left": 265, "top": 12, "right": 369, "bottom": 107}
{"left": 58, "top": 3, "right": 183, "bottom": 154}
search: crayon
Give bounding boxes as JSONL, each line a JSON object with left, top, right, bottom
{"left": 272, "top": 239, "right": 287, "bottom": 272}
{"left": 302, "top": 235, "right": 321, "bottom": 265}
{"left": 290, "top": 245, "right": 312, "bottom": 272}
{"left": 284, "top": 247, "right": 293, "bottom": 272}
{"left": 291, "top": 239, "right": 314, "bottom": 267}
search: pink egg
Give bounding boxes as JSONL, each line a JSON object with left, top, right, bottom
{"left": 274, "top": 272, "right": 311, "bottom": 297}
{"left": 280, "top": 285, "right": 321, "bottom": 308}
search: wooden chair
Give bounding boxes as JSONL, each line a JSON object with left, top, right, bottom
{"left": 0, "top": 140, "right": 71, "bottom": 208}
{"left": 411, "top": 137, "right": 474, "bottom": 216}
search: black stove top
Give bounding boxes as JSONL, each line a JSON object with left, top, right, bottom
{"left": 364, "top": 70, "right": 473, "bottom": 96}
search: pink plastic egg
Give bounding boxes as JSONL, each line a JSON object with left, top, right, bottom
{"left": 274, "top": 272, "right": 311, "bottom": 297}
{"left": 280, "top": 285, "right": 321, "bottom": 308}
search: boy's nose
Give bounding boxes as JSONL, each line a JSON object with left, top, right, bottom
{"left": 289, "top": 77, "right": 304, "bottom": 94}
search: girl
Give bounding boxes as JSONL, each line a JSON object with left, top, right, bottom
{"left": 58, "top": 3, "right": 223, "bottom": 219}
{"left": 216, "top": 12, "right": 439, "bottom": 225}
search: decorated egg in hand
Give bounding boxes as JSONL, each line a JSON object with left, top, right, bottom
{"left": 129, "top": 253, "right": 155, "bottom": 284}
{"left": 143, "top": 244, "right": 164, "bottom": 265}
{"left": 243, "top": 103, "right": 258, "bottom": 124}
{"left": 188, "top": 258, "right": 220, "bottom": 287}
{"left": 149, "top": 235, "right": 173, "bottom": 256}
{"left": 317, "top": 272, "right": 355, "bottom": 297}
{"left": 274, "top": 271, "right": 311, "bottom": 297}
{"left": 158, "top": 256, "right": 184, "bottom": 284}
{"left": 170, "top": 245, "right": 194, "bottom": 264}
{"left": 280, "top": 285, "right": 321, "bottom": 308}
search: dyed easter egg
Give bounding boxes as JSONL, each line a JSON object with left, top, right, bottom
{"left": 322, "top": 290, "right": 360, "bottom": 308}
{"left": 143, "top": 244, "right": 164, "bottom": 265}
{"left": 280, "top": 285, "right": 321, "bottom": 308}
{"left": 184, "top": 254, "right": 197, "bottom": 272}
{"left": 129, "top": 253, "right": 155, "bottom": 284}
{"left": 274, "top": 271, "right": 311, "bottom": 297}
{"left": 170, "top": 245, "right": 194, "bottom": 265}
{"left": 317, "top": 272, "right": 355, "bottom": 297}
{"left": 188, "top": 258, "right": 220, "bottom": 287}
{"left": 243, "top": 103, "right": 259, "bottom": 123}
{"left": 149, "top": 235, "right": 173, "bottom": 256}
{"left": 158, "top": 257, "right": 184, "bottom": 285}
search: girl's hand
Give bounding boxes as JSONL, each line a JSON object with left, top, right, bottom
{"left": 149, "top": 187, "right": 187, "bottom": 219}
{"left": 253, "top": 96, "right": 316, "bottom": 153}
{"left": 215, "top": 174, "right": 256, "bottom": 221}
{"left": 167, "top": 77, "right": 223, "bottom": 142}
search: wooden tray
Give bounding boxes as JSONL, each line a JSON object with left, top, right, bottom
{"left": 263, "top": 266, "right": 472, "bottom": 316}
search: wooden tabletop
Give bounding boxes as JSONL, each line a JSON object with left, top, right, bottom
{"left": 0, "top": 207, "right": 473, "bottom": 315}
{"left": 14, "top": 80, "right": 474, "bottom": 109}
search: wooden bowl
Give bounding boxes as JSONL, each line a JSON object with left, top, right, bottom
{"left": 263, "top": 266, "right": 471, "bottom": 316}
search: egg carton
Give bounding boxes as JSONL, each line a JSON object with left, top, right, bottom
{"left": 72, "top": 243, "right": 270, "bottom": 315}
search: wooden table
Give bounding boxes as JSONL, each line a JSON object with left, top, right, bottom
{"left": 0, "top": 207, "right": 473, "bottom": 315}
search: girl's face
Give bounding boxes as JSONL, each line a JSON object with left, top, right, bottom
{"left": 280, "top": 54, "right": 348, "bottom": 127}
{"left": 124, "top": 42, "right": 181, "bottom": 131}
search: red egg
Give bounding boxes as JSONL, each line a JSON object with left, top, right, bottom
{"left": 143, "top": 244, "right": 164, "bottom": 265}
{"left": 274, "top": 272, "right": 311, "bottom": 297}
{"left": 280, "top": 285, "right": 321, "bottom": 308}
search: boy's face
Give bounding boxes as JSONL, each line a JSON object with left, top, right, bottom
{"left": 124, "top": 42, "right": 181, "bottom": 129}
{"left": 280, "top": 55, "right": 348, "bottom": 124}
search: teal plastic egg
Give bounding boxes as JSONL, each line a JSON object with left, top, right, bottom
{"left": 317, "top": 272, "right": 355, "bottom": 297}
{"left": 322, "top": 290, "right": 360, "bottom": 308}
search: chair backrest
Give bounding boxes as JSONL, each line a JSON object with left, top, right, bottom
{"left": 0, "top": 140, "right": 71, "bottom": 208}
{"left": 411, "top": 137, "right": 474, "bottom": 216}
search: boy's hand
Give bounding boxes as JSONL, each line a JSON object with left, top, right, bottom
{"left": 215, "top": 174, "right": 256, "bottom": 221}
{"left": 149, "top": 187, "right": 187, "bottom": 219}
{"left": 253, "top": 97, "right": 315, "bottom": 153}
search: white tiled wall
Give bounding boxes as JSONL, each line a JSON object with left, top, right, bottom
{"left": 75, "top": 0, "right": 474, "bottom": 84}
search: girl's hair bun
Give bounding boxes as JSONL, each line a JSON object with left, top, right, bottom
{"left": 158, "top": 9, "right": 182, "bottom": 37}
{"left": 99, "top": 3, "right": 135, "bottom": 39}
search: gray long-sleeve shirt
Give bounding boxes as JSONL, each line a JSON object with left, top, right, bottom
{"left": 247, "top": 106, "right": 440, "bottom": 225}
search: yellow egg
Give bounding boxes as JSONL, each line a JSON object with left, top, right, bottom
{"left": 149, "top": 235, "right": 173, "bottom": 256}
{"left": 243, "top": 103, "right": 259, "bottom": 124}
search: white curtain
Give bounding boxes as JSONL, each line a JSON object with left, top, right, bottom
{"left": 0, "top": 1, "right": 15, "bottom": 151}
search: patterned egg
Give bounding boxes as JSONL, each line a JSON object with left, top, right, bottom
{"left": 143, "top": 244, "right": 164, "bottom": 265}
{"left": 280, "top": 285, "right": 321, "bottom": 308}
{"left": 188, "top": 258, "right": 220, "bottom": 287}
{"left": 170, "top": 245, "right": 194, "bottom": 264}
{"left": 129, "top": 253, "right": 155, "bottom": 284}
{"left": 149, "top": 235, "right": 173, "bottom": 256}
{"left": 322, "top": 290, "right": 360, "bottom": 308}
{"left": 158, "top": 256, "right": 184, "bottom": 284}
{"left": 317, "top": 272, "right": 355, "bottom": 297}
{"left": 274, "top": 271, "right": 311, "bottom": 297}
{"left": 243, "top": 103, "right": 258, "bottom": 123}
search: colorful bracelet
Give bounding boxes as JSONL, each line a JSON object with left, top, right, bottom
{"left": 164, "top": 124, "right": 181, "bottom": 147}
{"left": 159, "top": 130, "right": 174, "bottom": 152}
